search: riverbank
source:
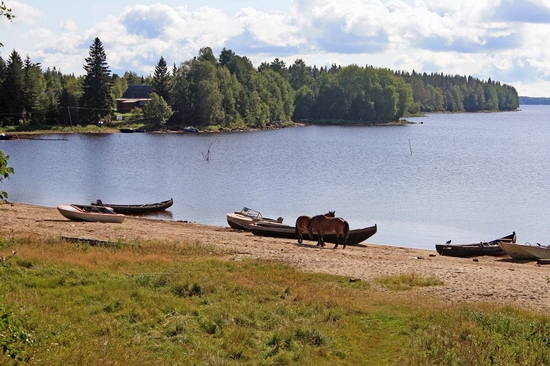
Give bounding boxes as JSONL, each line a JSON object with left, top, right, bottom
{"left": 1, "top": 202, "right": 549, "bottom": 312}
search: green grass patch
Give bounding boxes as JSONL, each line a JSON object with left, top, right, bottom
{"left": 0, "top": 237, "right": 547, "bottom": 365}
{"left": 376, "top": 272, "right": 444, "bottom": 290}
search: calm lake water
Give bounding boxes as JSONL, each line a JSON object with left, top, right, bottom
{"left": 2, "top": 105, "right": 549, "bottom": 250}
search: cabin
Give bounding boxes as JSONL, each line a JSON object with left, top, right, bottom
{"left": 116, "top": 85, "right": 151, "bottom": 113}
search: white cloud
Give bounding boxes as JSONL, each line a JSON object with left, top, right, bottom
{"left": 7, "top": 1, "right": 42, "bottom": 25}
{"left": 3, "top": 0, "right": 550, "bottom": 95}
{"left": 59, "top": 19, "right": 77, "bottom": 32}
{"left": 236, "top": 7, "right": 303, "bottom": 47}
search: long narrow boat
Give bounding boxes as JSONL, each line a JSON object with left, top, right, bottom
{"left": 250, "top": 224, "right": 377, "bottom": 246}
{"left": 498, "top": 241, "right": 549, "bottom": 260}
{"left": 57, "top": 204, "right": 125, "bottom": 223}
{"left": 435, "top": 232, "right": 516, "bottom": 257}
{"left": 91, "top": 198, "right": 173, "bottom": 214}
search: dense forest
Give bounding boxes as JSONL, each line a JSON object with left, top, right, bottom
{"left": 0, "top": 37, "right": 520, "bottom": 130}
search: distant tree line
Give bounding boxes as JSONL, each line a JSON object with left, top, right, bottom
{"left": 0, "top": 38, "right": 520, "bottom": 130}
{"left": 518, "top": 96, "right": 550, "bottom": 105}
{"left": 397, "top": 71, "right": 519, "bottom": 113}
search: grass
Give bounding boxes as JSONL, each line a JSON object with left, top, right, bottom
{"left": 1, "top": 236, "right": 549, "bottom": 365}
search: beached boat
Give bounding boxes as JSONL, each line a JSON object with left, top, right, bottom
{"left": 119, "top": 128, "right": 134, "bottom": 133}
{"left": 184, "top": 126, "right": 199, "bottom": 133}
{"left": 498, "top": 241, "right": 550, "bottom": 260}
{"left": 57, "top": 204, "right": 125, "bottom": 223}
{"left": 435, "top": 232, "right": 516, "bottom": 257}
{"left": 250, "top": 223, "right": 377, "bottom": 246}
{"left": 91, "top": 198, "right": 173, "bottom": 214}
{"left": 226, "top": 207, "right": 286, "bottom": 230}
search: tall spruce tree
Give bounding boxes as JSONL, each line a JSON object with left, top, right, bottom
{"left": 152, "top": 56, "right": 170, "bottom": 102}
{"left": 80, "top": 37, "right": 113, "bottom": 124}
{"left": 1, "top": 50, "right": 24, "bottom": 124}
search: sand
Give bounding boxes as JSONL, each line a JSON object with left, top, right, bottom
{"left": 1, "top": 202, "right": 549, "bottom": 311}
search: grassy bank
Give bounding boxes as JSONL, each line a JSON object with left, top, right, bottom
{"left": 1, "top": 236, "right": 549, "bottom": 365}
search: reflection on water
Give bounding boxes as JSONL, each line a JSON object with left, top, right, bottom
{"left": 2, "top": 105, "right": 550, "bottom": 250}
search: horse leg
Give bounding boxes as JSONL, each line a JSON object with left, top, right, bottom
{"left": 333, "top": 233, "right": 339, "bottom": 249}
{"left": 319, "top": 231, "right": 326, "bottom": 247}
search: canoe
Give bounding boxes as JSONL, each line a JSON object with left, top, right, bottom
{"left": 250, "top": 223, "right": 377, "bottom": 246}
{"left": 498, "top": 241, "right": 550, "bottom": 260}
{"left": 226, "top": 207, "right": 286, "bottom": 231}
{"left": 435, "top": 232, "right": 516, "bottom": 257}
{"left": 57, "top": 204, "right": 125, "bottom": 223}
{"left": 91, "top": 198, "right": 173, "bottom": 214}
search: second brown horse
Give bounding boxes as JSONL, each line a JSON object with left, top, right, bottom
{"left": 306, "top": 215, "right": 350, "bottom": 249}
{"left": 295, "top": 211, "right": 335, "bottom": 244}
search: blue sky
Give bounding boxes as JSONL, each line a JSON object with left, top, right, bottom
{"left": 2, "top": 0, "right": 550, "bottom": 96}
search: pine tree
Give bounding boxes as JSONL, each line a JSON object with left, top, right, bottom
{"left": 80, "top": 37, "right": 113, "bottom": 124}
{"left": 1, "top": 50, "right": 24, "bottom": 124}
{"left": 152, "top": 56, "right": 170, "bottom": 102}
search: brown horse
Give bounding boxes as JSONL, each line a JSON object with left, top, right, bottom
{"left": 295, "top": 211, "right": 335, "bottom": 244}
{"left": 306, "top": 215, "right": 349, "bottom": 249}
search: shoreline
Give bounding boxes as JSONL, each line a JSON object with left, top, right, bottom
{"left": 1, "top": 201, "right": 550, "bottom": 312}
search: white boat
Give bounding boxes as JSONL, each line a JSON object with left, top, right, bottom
{"left": 57, "top": 204, "right": 125, "bottom": 223}
{"left": 521, "top": 244, "right": 550, "bottom": 260}
{"left": 498, "top": 241, "right": 550, "bottom": 260}
{"left": 226, "top": 207, "right": 287, "bottom": 231}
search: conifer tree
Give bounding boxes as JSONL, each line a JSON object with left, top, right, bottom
{"left": 80, "top": 37, "right": 113, "bottom": 124}
{"left": 152, "top": 56, "right": 170, "bottom": 102}
{"left": 1, "top": 50, "right": 24, "bottom": 123}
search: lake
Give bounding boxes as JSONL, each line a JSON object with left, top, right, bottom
{"left": 1, "top": 105, "right": 549, "bottom": 250}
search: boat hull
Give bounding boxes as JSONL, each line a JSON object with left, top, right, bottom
{"left": 499, "top": 242, "right": 549, "bottom": 260}
{"left": 250, "top": 224, "right": 377, "bottom": 246}
{"left": 435, "top": 233, "right": 515, "bottom": 257}
{"left": 57, "top": 204, "right": 125, "bottom": 223}
{"left": 92, "top": 198, "right": 173, "bottom": 214}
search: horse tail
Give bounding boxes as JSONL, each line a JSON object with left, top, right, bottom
{"left": 343, "top": 220, "right": 350, "bottom": 248}
{"left": 344, "top": 220, "right": 350, "bottom": 237}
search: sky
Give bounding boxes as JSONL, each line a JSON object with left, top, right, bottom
{"left": 1, "top": 0, "right": 550, "bottom": 96}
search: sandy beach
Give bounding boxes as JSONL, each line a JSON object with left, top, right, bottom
{"left": 1, "top": 202, "right": 549, "bottom": 311}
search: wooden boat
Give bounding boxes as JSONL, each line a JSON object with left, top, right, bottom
{"left": 226, "top": 207, "right": 286, "bottom": 230}
{"left": 435, "top": 232, "right": 516, "bottom": 257}
{"left": 250, "top": 223, "right": 378, "bottom": 246}
{"left": 91, "top": 198, "right": 173, "bottom": 214}
{"left": 57, "top": 204, "right": 125, "bottom": 223}
{"left": 498, "top": 241, "right": 549, "bottom": 260}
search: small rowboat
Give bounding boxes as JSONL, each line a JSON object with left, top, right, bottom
{"left": 498, "top": 241, "right": 550, "bottom": 260}
{"left": 435, "top": 232, "right": 516, "bottom": 257}
{"left": 91, "top": 198, "right": 173, "bottom": 214}
{"left": 57, "top": 204, "right": 125, "bottom": 223}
